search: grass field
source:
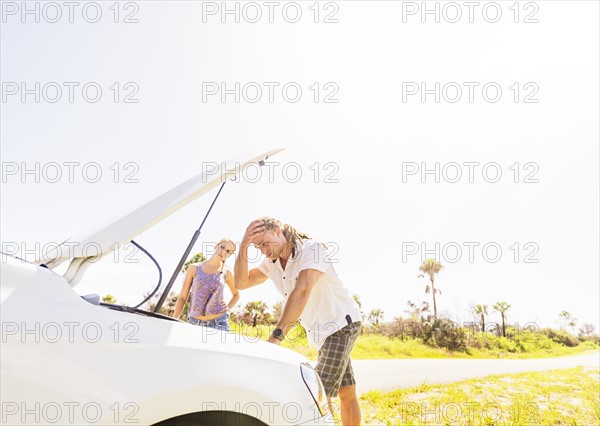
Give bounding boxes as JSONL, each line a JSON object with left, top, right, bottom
{"left": 230, "top": 323, "right": 599, "bottom": 424}
{"left": 230, "top": 323, "right": 599, "bottom": 360}
{"left": 350, "top": 334, "right": 599, "bottom": 360}
{"left": 352, "top": 366, "right": 600, "bottom": 425}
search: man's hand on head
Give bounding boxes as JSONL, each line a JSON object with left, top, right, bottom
{"left": 243, "top": 220, "right": 266, "bottom": 246}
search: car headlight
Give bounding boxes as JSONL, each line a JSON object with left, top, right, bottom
{"left": 300, "top": 362, "right": 327, "bottom": 416}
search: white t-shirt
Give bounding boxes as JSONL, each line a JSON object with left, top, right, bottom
{"left": 257, "top": 239, "right": 362, "bottom": 349}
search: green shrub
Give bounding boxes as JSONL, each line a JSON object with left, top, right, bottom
{"left": 579, "top": 334, "right": 600, "bottom": 345}
{"left": 382, "top": 317, "right": 429, "bottom": 341}
{"left": 423, "top": 319, "right": 468, "bottom": 352}
{"left": 541, "top": 328, "right": 580, "bottom": 347}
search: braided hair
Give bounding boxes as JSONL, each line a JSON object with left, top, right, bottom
{"left": 257, "top": 217, "right": 310, "bottom": 259}
{"left": 216, "top": 237, "right": 235, "bottom": 274}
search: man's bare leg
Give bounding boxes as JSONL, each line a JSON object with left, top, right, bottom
{"left": 338, "top": 385, "right": 361, "bottom": 425}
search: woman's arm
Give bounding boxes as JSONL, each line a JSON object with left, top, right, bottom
{"left": 172, "top": 265, "right": 195, "bottom": 319}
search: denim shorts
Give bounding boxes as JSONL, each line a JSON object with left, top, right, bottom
{"left": 188, "top": 313, "right": 230, "bottom": 332}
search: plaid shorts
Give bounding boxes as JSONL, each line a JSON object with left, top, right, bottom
{"left": 315, "top": 321, "right": 362, "bottom": 397}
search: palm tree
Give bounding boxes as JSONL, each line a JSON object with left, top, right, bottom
{"left": 143, "top": 290, "right": 179, "bottom": 316}
{"left": 368, "top": 309, "right": 384, "bottom": 326}
{"left": 272, "top": 301, "right": 283, "bottom": 322}
{"left": 418, "top": 259, "right": 443, "bottom": 319}
{"left": 473, "top": 304, "right": 488, "bottom": 332}
{"left": 244, "top": 301, "right": 270, "bottom": 327}
{"left": 405, "top": 300, "right": 430, "bottom": 320}
{"left": 559, "top": 310, "right": 570, "bottom": 329}
{"left": 353, "top": 293, "right": 365, "bottom": 325}
{"left": 559, "top": 311, "right": 577, "bottom": 336}
{"left": 353, "top": 294, "right": 362, "bottom": 310}
{"left": 568, "top": 317, "right": 578, "bottom": 336}
{"left": 493, "top": 302, "right": 511, "bottom": 337}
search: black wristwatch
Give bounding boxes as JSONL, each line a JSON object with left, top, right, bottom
{"left": 272, "top": 328, "right": 284, "bottom": 341}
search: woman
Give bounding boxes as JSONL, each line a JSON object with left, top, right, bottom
{"left": 172, "top": 238, "right": 239, "bottom": 331}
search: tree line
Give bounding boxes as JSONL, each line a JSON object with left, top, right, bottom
{"left": 101, "top": 256, "right": 598, "bottom": 349}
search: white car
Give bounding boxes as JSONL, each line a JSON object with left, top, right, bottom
{"left": 1, "top": 148, "right": 333, "bottom": 426}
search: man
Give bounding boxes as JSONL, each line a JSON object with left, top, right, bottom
{"left": 234, "top": 217, "right": 362, "bottom": 425}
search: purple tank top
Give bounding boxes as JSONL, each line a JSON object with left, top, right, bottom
{"left": 188, "top": 264, "right": 227, "bottom": 317}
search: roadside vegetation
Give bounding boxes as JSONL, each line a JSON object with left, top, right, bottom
{"left": 355, "top": 366, "right": 600, "bottom": 425}
{"left": 122, "top": 286, "right": 597, "bottom": 360}
{"left": 104, "top": 256, "right": 599, "bottom": 360}
{"left": 223, "top": 320, "right": 599, "bottom": 361}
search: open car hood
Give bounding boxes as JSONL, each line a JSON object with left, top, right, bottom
{"left": 36, "top": 148, "right": 283, "bottom": 271}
